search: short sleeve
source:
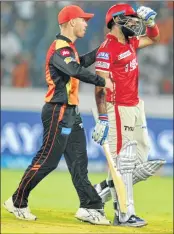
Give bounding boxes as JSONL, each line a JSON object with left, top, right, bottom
{"left": 95, "top": 49, "right": 112, "bottom": 73}
{"left": 129, "top": 36, "right": 140, "bottom": 50}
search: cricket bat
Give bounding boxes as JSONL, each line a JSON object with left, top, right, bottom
{"left": 91, "top": 108, "right": 127, "bottom": 213}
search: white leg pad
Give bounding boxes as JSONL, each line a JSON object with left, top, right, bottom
{"left": 133, "top": 159, "right": 166, "bottom": 184}
{"left": 115, "top": 141, "right": 137, "bottom": 222}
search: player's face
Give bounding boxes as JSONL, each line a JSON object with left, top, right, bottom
{"left": 115, "top": 15, "right": 143, "bottom": 36}
{"left": 73, "top": 18, "right": 88, "bottom": 38}
{"left": 126, "top": 17, "right": 139, "bottom": 28}
{"left": 125, "top": 16, "right": 142, "bottom": 35}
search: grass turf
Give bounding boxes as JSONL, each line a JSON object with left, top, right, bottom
{"left": 1, "top": 169, "right": 173, "bottom": 233}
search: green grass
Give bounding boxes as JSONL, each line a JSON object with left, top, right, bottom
{"left": 1, "top": 169, "right": 173, "bottom": 233}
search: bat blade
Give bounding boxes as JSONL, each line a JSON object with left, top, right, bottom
{"left": 91, "top": 108, "right": 127, "bottom": 213}
{"left": 103, "top": 143, "right": 127, "bottom": 213}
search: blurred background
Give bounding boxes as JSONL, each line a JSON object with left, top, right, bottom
{"left": 1, "top": 1, "right": 173, "bottom": 175}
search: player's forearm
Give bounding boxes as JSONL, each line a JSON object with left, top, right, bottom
{"left": 146, "top": 24, "right": 160, "bottom": 43}
{"left": 95, "top": 87, "right": 107, "bottom": 114}
{"left": 80, "top": 47, "right": 99, "bottom": 68}
{"left": 52, "top": 52, "right": 105, "bottom": 87}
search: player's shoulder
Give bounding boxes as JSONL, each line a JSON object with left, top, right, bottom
{"left": 99, "top": 37, "right": 118, "bottom": 51}
{"left": 53, "top": 39, "right": 75, "bottom": 58}
{"left": 97, "top": 37, "right": 118, "bottom": 60}
{"left": 55, "top": 39, "right": 71, "bottom": 50}
{"left": 128, "top": 36, "right": 140, "bottom": 43}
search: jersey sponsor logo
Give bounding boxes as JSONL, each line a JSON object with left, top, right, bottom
{"left": 124, "top": 125, "right": 135, "bottom": 131}
{"left": 118, "top": 50, "right": 131, "bottom": 60}
{"left": 64, "top": 57, "right": 76, "bottom": 64}
{"left": 60, "top": 49, "right": 71, "bottom": 56}
{"left": 95, "top": 61, "right": 110, "bottom": 69}
{"left": 96, "top": 52, "right": 110, "bottom": 60}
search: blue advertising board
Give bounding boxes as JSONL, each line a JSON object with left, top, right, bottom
{"left": 1, "top": 110, "right": 173, "bottom": 173}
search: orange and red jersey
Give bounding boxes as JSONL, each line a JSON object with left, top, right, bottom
{"left": 45, "top": 34, "right": 105, "bottom": 105}
{"left": 95, "top": 34, "right": 140, "bottom": 106}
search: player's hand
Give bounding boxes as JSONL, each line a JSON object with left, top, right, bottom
{"left": 92, "top": 114, "right": 109, "bottom": 145}
{"left": 137, "top": 6, "right": 157, "bottom": 27}
{"left": 105, "top": 78, "right": 113, "bottom": 92}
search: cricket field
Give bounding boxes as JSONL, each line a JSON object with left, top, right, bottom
{"left": 1, "top": 169, "right": 173, "bottom": 233}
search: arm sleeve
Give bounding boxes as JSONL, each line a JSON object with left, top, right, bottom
{"left": 51, "top": 46, "right": 105, "bottom": 87}
{"left": 79, "top": 47, "right": 99, "bottom": 68}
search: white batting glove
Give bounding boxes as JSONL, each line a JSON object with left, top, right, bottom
{"left": 92, "top": 114, "right": 109, "bottom": 145}
{"left": 137, "top": 6, "right": 157, "bottom": 27}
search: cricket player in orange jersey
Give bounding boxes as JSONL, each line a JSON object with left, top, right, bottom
{"left": 4, "top": 5, "right": 113, "bottom": 225}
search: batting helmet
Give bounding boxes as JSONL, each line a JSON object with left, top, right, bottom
{"left": 106, "top": 3, "right": 137, "bottom": 28}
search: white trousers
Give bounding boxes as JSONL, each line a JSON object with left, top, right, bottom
{"left": 107, "top": 99, "right": 150, "bottom": 163}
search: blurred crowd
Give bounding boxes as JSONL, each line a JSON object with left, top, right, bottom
{"left": 1, "top": 1, "right": 173, "bottom": 95}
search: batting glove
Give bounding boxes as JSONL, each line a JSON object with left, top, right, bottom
{"left": 137, "top": 6, "right": 157, "bottom": 27}
{"left": 92, "top": 114, "right": 109, "bottom": 145}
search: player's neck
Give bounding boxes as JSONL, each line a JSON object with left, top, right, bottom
{"left": 110, "top": 31, "right": 126, "bottom": 45}
{"left": 60, "top": 28, "right": 77, "bottom": 43}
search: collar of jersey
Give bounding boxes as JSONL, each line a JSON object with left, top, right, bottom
{"left": 106, "top": 33, "right": 130, "bottom": 46}
{"left": 106, "top": 33, "right": 119, "bottom": 41}
{"left": 56, "top": 33, "right": 72, "bottom": 43}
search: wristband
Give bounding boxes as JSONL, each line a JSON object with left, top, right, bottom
{"left": 99, "top": 114, "right": 108, "bottom": 121}
{"left": 146, "top": 24, "right": 159, "bottom": 38}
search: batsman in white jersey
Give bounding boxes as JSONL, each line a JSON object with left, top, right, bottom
{"left": 92, "top": 3, "right": 165, "bottom": 227}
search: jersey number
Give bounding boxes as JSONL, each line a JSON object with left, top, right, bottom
{"left": 125, "top": 58, "right": 138, "bottom": 72}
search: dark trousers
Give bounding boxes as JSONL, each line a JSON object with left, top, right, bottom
{"left": 12, "top": 103, "right": 102, "bottom": 209}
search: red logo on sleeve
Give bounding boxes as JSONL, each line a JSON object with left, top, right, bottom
{"left": 60, "top": 49, "right": 70, "bottom": 56}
